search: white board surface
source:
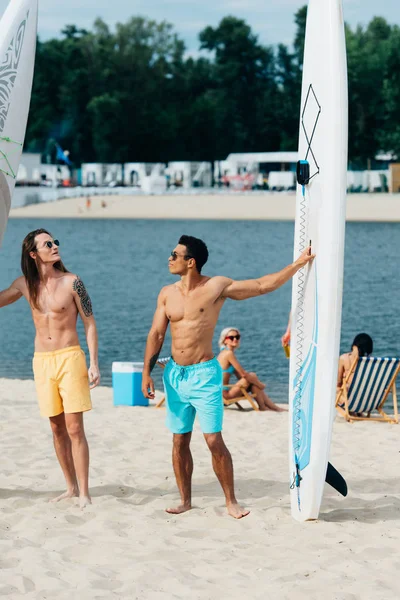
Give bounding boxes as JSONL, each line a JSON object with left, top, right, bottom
{"left": 288, "top": 0, "right": 348, "bottom": 522}
{"left": 0, "top": 0, "right": 38, "bottom": 246}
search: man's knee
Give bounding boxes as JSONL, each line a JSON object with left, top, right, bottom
{"left": 66, "top": 418, "right": 85, "bottom": 440}
{"left": 204, "top": 432, "right": 227, "bottom": 455}
{"left": 173, "top": 432, "right": 191, "bottom": 451}
{"left": 50, "top": 415, "right": 67, "bottom": 438}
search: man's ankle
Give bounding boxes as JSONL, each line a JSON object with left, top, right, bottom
{"left": 226, "top": 498, "right": 238, "bottom": 506}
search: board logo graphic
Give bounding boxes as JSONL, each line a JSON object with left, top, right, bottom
{"left": 301, "top": 84, "right": 321, "bottom": 182}
{"left": 0, "top": 13, "right": 29, "bottom": 134}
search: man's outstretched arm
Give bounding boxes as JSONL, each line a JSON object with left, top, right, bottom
{"left": 142, "top": 288, "right": 169, "bottom": 398}
{"left": 0, "top": 278, "right": 23, "bottom": 308}
{"left": 221, "top": 247, "right": 314, "bottom": 301}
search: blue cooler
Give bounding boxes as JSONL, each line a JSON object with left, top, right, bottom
{"left": 112, "top": 362, "right": 149, "bottom": 407}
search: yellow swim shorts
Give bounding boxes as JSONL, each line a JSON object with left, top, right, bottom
{"left": 32, "top": 346, "right": 92, "bottom": 418}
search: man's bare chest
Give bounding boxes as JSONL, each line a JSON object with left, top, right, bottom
{"left": 165, "top": 291, "right": 220, "bottom": 323}
{"left": 34, "top": 287, "right": 75, "bottom": 316}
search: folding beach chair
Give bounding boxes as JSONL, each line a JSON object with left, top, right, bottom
{"left": 155, "top": 357, "right": 170, "bottom": 408}
{"left": 222, "top": 385, "right": 259, "bottom": 411}
{"left": 336, "top": 357, "right": 400, "bottom": 423}
{"left": 155, "top": 357, "right": 259, "bottom": 411}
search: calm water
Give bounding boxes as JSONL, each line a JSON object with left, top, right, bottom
{"left": 0, "top": 219, "right": 399, "bottom": 402}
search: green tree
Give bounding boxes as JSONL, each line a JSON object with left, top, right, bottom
{"left": 199, "top": 16, "right": 279, "bottom": 158}
{"left": 380, "top": 26, "right": 400, "bottom": 157}
{"left": 346, "top": 17, "right": 392, "bottom": 166}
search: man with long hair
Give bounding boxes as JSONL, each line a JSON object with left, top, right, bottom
{"left": 0, "top": 229, "right": 100, "bottom": 508}
{"left": 142, "top": 234, "right": 314, "bottom": 519}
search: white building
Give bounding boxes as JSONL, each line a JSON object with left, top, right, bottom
{"left": 16, "top": 153, "right": 41, "bottom": 183}
{"left": 223, "top": 152, "right": 298, "bottom": 175}
{"left": 215, "top": 152, "right": 298, "bottom": 190}
{"left": 167, "top": 162, "right": 212, "bottom": 189}
{"left": 81, "top": 163, "right": 123, "bottom": 186}
{"left": 123, "top": 162, "right": 167, "bottom": 193}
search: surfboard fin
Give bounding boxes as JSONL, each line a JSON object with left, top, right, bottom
{"left": 325, "top": 462, "right": 347, "bottom": 497}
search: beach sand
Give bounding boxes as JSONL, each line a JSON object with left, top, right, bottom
{"left": 1, "top": 378, "right": 400, "bottom": 599}
{"left": 9, "top": 192, "right": 400, "bottom": 221}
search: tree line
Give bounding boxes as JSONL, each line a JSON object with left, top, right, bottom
{"left": 25, "top": 7, "right": 400, "bottom": 169}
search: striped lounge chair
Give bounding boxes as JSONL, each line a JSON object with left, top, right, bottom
{"left": 336, "top": 357, "right": 400, "bottom": 423}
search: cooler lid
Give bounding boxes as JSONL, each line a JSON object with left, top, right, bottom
{"left": 112, "top": 362, "right": 144, "bottom": 373}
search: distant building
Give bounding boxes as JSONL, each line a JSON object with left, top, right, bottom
{"left": 215, "top": 152, "right": 298, "bottom": 190}
{"left": 166, "top": 162, "right": 212, "bottom": 189}
{"left": 224, "top": 152, "right": 298, "bottom": 174}
{"left": 124, "top": 163, "right": 165, "bottom": 185}
{"left": 16, "top": 153, "right": 41, "bottom": 183}
{"left": 81, "top": 163, "right": 123, "bottom": 186}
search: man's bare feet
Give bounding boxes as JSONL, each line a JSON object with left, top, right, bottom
{"left": 165, "top": 503, "right": 192, "bottom": 515}
{"left": 79, "top": 496, "right": 92, "bottom": 509}
{"left": 227, "top": 502, "right": 250, "bottom": 519}
{"left": 50, "top": 487, "right": 79, "bottom": 503}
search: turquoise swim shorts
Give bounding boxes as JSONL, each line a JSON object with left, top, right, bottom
{"left": 163, "top": 357, "right": 223, "bottom": 434}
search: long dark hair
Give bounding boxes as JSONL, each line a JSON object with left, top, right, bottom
{"left": 352, "top": 333, "right": 373, "bottom": 357}
{"left": 21, "top": 229, "right": 69, "bottom": 310}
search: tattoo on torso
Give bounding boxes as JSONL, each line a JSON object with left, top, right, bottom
{"left": 73, "top": 277, "right": 93, "bottom": 317}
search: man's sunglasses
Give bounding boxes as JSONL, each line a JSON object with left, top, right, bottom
{"left": 170, "top": 251, "right": 192, "bottom": 261}
{"left": 226, "top": 335, "right": 241, "bottom": 341}
{"left": 41, "top": 240, "right": 60, "bottom": 249}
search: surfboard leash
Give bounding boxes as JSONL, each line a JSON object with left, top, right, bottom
{"left": 290, "top": 182, "right": 307, "bottom": 507}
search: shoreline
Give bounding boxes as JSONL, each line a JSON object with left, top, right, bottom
{"left": 9, "top": 192, "right": 400, "bottom": 221}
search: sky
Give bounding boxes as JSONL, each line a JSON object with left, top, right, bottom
{"left": 0, "top": 0, "right": 398, "bottom": 53}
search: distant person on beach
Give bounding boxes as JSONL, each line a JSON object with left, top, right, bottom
{"left": 0, "top": 229, "right": 100, "bottom": 508}
{"left": 142, "top": 235, "right": 314, "bottom": 519}
{"left": 217, "top": 327, "right": 286, "bottom": 411}
{"left": 337, "top": 333, "right": 373, "bottom": 389}
{"left": 86, "top": 196, "right": 91, "bottom": 210}
{"left": 101, "top": 200, "right": 107, "bottom": 209}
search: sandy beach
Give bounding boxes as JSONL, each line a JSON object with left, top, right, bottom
{"left": 1, "top": 378, "right": 399, "bottom": 599}
{"left": 8, "top": 192, "right": 400, "bottom": 221}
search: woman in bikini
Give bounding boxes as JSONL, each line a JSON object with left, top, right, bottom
{"left": 337, "top": 332, "right": 373, "bottom": 389}
{"left": 217, "top": 327, "right": 286, "bottom": 412}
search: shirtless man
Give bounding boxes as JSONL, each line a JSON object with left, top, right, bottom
{"left": 142, "top": 234, "right": 314, "bottom": 519}
{"left": 0, "top": 228, "right": 100, "bottom": 508}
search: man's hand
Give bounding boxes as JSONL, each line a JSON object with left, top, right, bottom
{"left": 88, "top": 365, "right": 101, "bottom": 389}
{"left": 294, "top": 246, "right": 315, "bottom": 269}
{"left": 142, "top": 373, "right": 155, "bottom": 399}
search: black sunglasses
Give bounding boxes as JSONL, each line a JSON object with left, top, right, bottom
{"left": 170, "top": 251, "right": 192, "bottom": 261}
{"left": 226, "top": 335, "right": 241, "bottom": 341}
{"left": 41, "top": 239, "right": 60, "bottom": 249}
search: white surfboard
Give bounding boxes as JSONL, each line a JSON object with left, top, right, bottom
{"left": 288, "top": 0, "right": 348, "bottom": 521}
{"left": 0, "top": 0, "right": 38, "bottom": 246}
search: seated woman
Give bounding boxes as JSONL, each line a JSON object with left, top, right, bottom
{"left": 217, "top": 327, "right": 286, "bottom": 412}
{"left": 337, "top": 332, "right": 373, "bottom": 390}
